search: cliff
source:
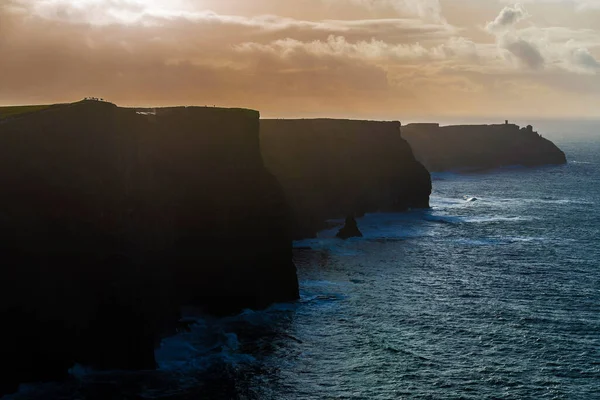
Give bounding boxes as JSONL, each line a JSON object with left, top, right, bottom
{"left": 260, "top": 119, "right": 432, "bottom": 238}
{"left": 402, "top": 123, "right": 567, "bottom": 172}
{"left": 0, "top": 101, "right": 298, "bottom": 395}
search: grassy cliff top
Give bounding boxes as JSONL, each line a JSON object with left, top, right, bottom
{"left": 261, "top": 118, "right": 400, "bottom": 124}
{"left": 0, "top": 101, "right": 259, "bottom": 121}
{"left": 0, "top": 105, "right": 53, "bottom": 120}
{"left": 149, "top": 106, "right": 259, "bottom": 120}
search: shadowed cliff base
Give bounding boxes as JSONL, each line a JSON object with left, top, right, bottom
{"left": 260, "top": 119, "right": 432, "bottom": 238}
{"left": 402, "top": 123, "right": 567, "bottom": 173}
{"left": 0, "top": 100, "right": 298, "bottom": 395}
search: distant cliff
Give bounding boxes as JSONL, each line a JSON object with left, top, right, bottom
{"left": 260, "top": 119, "right": 432, "bottom": 238}
{"left": 0, "top": 101, "right": 298, "bottom": 395}
{"left": 402, "top": 123, "right": 567, "bottom": 172}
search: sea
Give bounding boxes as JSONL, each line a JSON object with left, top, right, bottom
{"left": 5, "top": 125, "right": 600, "bottom": 400}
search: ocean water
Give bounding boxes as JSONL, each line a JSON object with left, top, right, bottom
{"left": 6, "top": 131, "right": 600, "bottom": 400}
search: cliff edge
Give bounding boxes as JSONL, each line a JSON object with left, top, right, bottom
{"left": 402, "top": 123, "right": 567, "bottom": 172}
{"left": 260, "top": 119, "right": 431, "bottom": 238}
{"left": 0, "top": 100, "right": 299, "bottom": 395}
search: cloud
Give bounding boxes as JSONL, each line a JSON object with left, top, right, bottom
{"left": 237, "top": 35, "right": 484, "bottom": 65}
{"left": 559, "top": 46, "right": 600, "bottom": 74}
{"left": 485, "top": 4, "right": 600, "bottom": 74}
{"left": 345, "top": 0, "right": 445, "bottom": 22}
{"left": 1, "top": 0, "right": 600, "bottom": 118}
{"left": 10, "top": 0, "right": 455, "bottom": 44}
{"left": 238, "top": 35, "right": 436, "bottom": 62}
{"left": 14, "top": 0, "right": 171, "bottom": 25}
{"left": 576, "top": 0, "right": 600, "bottom": 10}
{"left": 500, "top": 36, "right": 545, "bottom": 69}
{"left": 570, "top": 47, "right": 600, "bottom": 69}
{"left": 486, "top": 3, "right": 529, "bottom": 33}
{"left": 499, "top": 0, "right": 600, "bottom": 11}
{"left": 0, "top": 5, "right": 405, "bottom": 116}
{"left": 485, "top": 4, "right": 545, "bottom": 70}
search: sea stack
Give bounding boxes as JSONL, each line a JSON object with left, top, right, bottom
{"left": 336, "top": 215, "right": 363, "bottom": 239}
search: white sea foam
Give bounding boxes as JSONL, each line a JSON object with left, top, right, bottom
{"left": 433, "top": 193, "right": 594, "bottom": 208}
{"left": 68, "top": 364, "right": 94, "bottom": 379}
{"left": 430, "top": 195, "right": 485, "bottom": 210}
{"left": 156, "top": 316, "right": 254, "bottom": 373}
{"left": 462, "top": 215, "right": 532, "bottom": 223}
{"left": 456, "top": 236, "right": 548, "bottom": 246}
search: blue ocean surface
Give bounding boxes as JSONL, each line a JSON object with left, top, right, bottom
{"left": 6, "top": 130, "right": 600, "bottom": 399}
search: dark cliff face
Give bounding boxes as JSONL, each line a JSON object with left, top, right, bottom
{"left": 0, "top": 101, "right": 298, "bottom": 394}
{"left": 402, "top": 123, "right": 567, "bottom": 172}
{"left": 260, "top": 119, "right": 432, "bottom": 238}
{"left": 141, "top": 106, "right": 298, "bottom": 311}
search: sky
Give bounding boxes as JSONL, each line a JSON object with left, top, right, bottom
{"left": 1, "top": 0, "right": 599, "bottom": 119}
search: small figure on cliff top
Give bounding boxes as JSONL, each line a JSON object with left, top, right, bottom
{"left": 336, "top": 215, "right": 363, "bottom": 240}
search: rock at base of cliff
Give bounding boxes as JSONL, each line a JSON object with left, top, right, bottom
{"left": 336, "top": 216, "right": 363, "bottom": 239}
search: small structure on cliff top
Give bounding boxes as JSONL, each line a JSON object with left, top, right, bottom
{"left": 83, "top": 97, "right": 106, "bottom": 102}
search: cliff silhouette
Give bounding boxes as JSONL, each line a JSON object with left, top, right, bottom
{"left": 402, "top": 123, "right": 567, "bottom": 172}
{"left": 0, "top": 100, "right": 298, "bottom": 394}
{"left": 260, "top": 119, "right": 432, "bottom": 238}
{"left": 0, "top": 103, "right": 436, "bottom": 395}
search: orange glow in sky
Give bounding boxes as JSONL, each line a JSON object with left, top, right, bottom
{"left": 1, "top": 0, "right": 599, "bottom": 119}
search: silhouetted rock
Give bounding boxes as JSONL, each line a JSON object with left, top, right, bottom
{"left": 260, "top": 119, "right": 431, "bottom": 238}
{"left": 336, "top": 216, "right": 363, "bottom": 239}
{"left": 0, "top": 101, "right": 298, "bottom": 395}
{"left": 402, "top": 123, "right": 567, "bottom": 172}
